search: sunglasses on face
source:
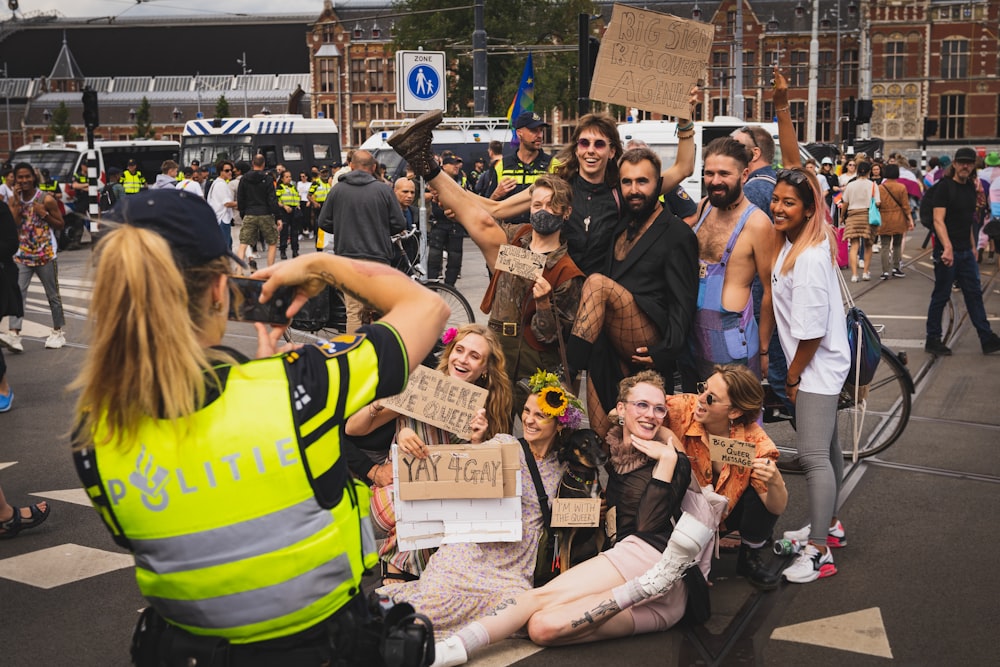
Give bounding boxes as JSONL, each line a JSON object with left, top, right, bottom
{"left": 221, "top": 168, "right": 232, "bottom": 172}
{"left": 696, "top": 382, "right": 731, "bottom": 407}
{"left": 848, "top": 162, "right": 856, "bottom": 167}
{"left": 577, "top": 138, "right": 608, "bottom": 150}
{"left": 624, "top": 400, "right": 668, "bottom": 418}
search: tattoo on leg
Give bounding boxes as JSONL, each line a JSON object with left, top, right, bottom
{"left": 569, "top": 599, "right": 621, "bottom": 628}
{"left": 485, "top": 597, "right": 517, "bottom": 617}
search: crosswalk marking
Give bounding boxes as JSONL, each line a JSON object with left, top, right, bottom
{"left": 32, "top": 488, "right": 93, "bottom": 507}
{"left": 770, "top": 607, "right": 893, "bottom": 658}
{"left": 0, "top": 462, "right": 16, "bottom": 471}
{"left": 0, "top": 543, "right": 133, "bottom": 590}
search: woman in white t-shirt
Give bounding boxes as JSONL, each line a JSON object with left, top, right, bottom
{"left": 770, "top": 69, "right": 852, "bottom": 586}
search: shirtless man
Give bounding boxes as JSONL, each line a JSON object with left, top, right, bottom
{"left": 681, "top": 137, "right": 778, "bottom": 390}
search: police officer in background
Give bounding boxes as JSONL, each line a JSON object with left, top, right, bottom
{"left": 71, "top": 190, "right": 449, "bottom": 666}
{"left": 493, "top": 111, "right": 553, "bottom": 224}
{"left": 121, "top": 158, "right": 146, "bottom": 195}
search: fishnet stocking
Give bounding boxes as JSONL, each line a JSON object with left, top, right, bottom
{"left": 571, "top": 274, "right": 660, "bottom": 360}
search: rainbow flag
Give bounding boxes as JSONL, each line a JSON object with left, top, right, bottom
{"left": 507, "top": 54, "right": 535, "bottom": 145}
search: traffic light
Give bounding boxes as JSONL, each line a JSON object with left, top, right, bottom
{"left": 923, "top": 118, "right": 939, "bottom": 139}
{"left": 855, "top": 100, "right": 873, "bottom": 124}
{"left": 82, "top": 88, "right": 99, "bottom": 129}
{"left": 8, "top": 1, "right": 19, "bottom": 12}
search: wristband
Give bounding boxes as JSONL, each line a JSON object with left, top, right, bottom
{"left": 775, "top": 106, "right": 790, "bottom": 113}
{"left": 786, "top": 376, "right": 801, "bottom": 387}
{"left": 676, "top": 121, "right": 695, "bottom": 132}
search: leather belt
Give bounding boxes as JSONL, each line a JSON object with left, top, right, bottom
{"left": 488, "top": 319, "right": 520, "bottom": 337}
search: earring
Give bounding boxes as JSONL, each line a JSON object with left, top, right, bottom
{"left": 212, "top": 301, "right": 224, "bottom": 314}
{"left": 618, "top": 416, "right": 625, "bottom": 426}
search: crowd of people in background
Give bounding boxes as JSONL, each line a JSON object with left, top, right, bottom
{"left": 3, "top": 62, "right": 1000, "bottom": 667}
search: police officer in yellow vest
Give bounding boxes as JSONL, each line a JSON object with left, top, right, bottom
{"left": 277, "top": 170, "right": 301, "bottom": 260}
{"left": 71, "top": 190, "right": 448, "bottom": 666}
{"left": 493, "top": 111, "right": 553, "bottom": 225}
{"left": 122, "top": 159, "right": 147, "bottom": 195}
{"left": 308, "top": 168, "right": 331, "bottom": 250}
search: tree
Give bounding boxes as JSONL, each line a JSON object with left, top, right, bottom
{"left": 392, "top": 0, "right": 594, "bottom": 117}
{"left": 216, "top": 95, "right": 230, "bottom": 118}
{"left": 133, "top": 96, "right": 155, "bottom": 139}
{"left": 48, "top": 102, "right": 80, "bottom": 141}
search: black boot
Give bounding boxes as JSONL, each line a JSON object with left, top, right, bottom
{"left": 737, "top": 544, "right": 781, "bottom": 590}
{"left": 565, "top": 335, "right": 593, "bottom": 379}
{"left": 388, "top": 109, "right": 443, "bottom": 179}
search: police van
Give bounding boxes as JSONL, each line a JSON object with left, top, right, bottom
{"left": 13, "top": 138, "right": 181, "bottom": 247}
{"left": 360, "top": 117, "right": 512, "bottom": 181}
{"left": 617, "top": 116, "right": 813, "bottom": 201}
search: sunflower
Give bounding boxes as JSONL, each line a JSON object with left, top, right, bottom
{"left": 538, "top": 386, "right": 568, "bottom": 417}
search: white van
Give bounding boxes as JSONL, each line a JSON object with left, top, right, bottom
{"left": 617, "top": 116, "right": 812, "bottom": 201}
{"left": 360, "top": 117, "right": 512, "bottom": 180}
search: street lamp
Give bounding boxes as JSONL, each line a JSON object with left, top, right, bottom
{"left": 236, "top": 52, "right": 251, "bottom": 117}
{"left": 691, "top": 3, "right": 702, "bottom": 21}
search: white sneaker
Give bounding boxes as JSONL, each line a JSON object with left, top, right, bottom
{"left": 430, "top": 636, "right": 468, "bottom": 667}
{"left": 783, "top": 544, "right": 837, "bottom": 583}
{"left": 0, "top": 331, "right": 23, "bottom": 352}
{"left": 44, "top": 329, "right": 66, "bottom": 349}
{"left": 782, "top": 520, "right": 847, "bottom": 548}
{"left": 862, "top": 272, "right": 871, "bottom": 281}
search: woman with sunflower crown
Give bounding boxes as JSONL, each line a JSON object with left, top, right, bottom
{"left": 374, "top": 370, "right": 584, "bottom": 636}
{"left": 345, "top": 323, "right": 512, "bottom": 583}
{"left": 429, "top": 370, "right": 726, "bottom": 667}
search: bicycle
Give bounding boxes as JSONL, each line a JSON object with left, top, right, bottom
{"left": 283, "top": 228, "right": 475, "bottom": 344}
{"left": 765, "top": 340, "right": 915, "bottom": 468}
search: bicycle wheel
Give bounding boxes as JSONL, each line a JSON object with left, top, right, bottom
{"left": 837, "top": 345, "right": 912, "bottom": 460}
{"left": 424, "top": 282, "right": 476, "bottom": 328}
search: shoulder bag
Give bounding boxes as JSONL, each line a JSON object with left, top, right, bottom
{"left": 521, "top": 438, "right": 560, "bottom": 587}
{"left": 868, "top": 182, "right": 882, "bottom": 227}
{"left": 836, "top": 268, "right": 882, "bottom": 462}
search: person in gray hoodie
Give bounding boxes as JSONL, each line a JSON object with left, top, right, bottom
{"left": 150, "top": 160, "right": 179, "bottom": 190}
{"left": 317, "top": 150, "right": 406, "bottom": 332}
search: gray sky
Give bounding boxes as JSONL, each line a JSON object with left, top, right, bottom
{"left": 34, "top": 1, "right": 384, "bottom": 20}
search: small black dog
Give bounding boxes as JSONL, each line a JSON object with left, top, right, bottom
{"left": 554, "top": 428, "right": 609, "bottom": 572}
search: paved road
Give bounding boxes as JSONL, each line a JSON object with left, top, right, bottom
{"left": 2, "top": 228, "right": 998, "bottom": 665}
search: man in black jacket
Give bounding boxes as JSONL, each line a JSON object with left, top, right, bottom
{"left": 566, "top": 148, "right": 699, "bottom": 437}
{"left": 236, "top": 155, "right": 283, "bottom": 269}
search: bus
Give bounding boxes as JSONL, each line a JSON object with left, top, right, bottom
{"left": 360, "top": 116, "right": 512, "bottom": 181}
{"left": 617, "top": 116, "right": 815, "bottom": 201}
{"left": 181, "top": 115, "right": 341, "bottom": 177}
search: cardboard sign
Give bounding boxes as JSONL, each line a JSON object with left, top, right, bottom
{"left": 590, "top": 4, "right": 714, "bottom": 118}
{"left": 707, "top": 435, "right": 757, "bottom": 469}
{"left": 495, "top": 244, "right": 546, "bottom": 280}
{"left": 382, "top": 365, "right": 488, "bottom": 440}
{"left": 551, "top": 497, "right": 602, "bottom": 528}
{"left": 394, "top": 441, "right": 521, "bottom": 501}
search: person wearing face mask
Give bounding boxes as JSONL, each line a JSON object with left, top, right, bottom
{"left": 379, "top": 169, "right": 583, "bottom": 417}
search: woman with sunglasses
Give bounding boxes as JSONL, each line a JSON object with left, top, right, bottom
{"left": 838, "top": 157, "right": 858, "bottom": 188}
{"left": 429, "top": 370, "right": 724, "bottom": 667}
{"left": 769, "top": 70, "right": 852, "bottom": 584}
{"left": 665, "top": 364, "right": 786, "bottom": 589}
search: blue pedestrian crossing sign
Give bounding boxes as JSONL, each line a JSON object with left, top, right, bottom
{"left": 396, "top": 50, "right": 446, "bottom": 113}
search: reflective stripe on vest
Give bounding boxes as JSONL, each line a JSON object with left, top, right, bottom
{"left": 88, "top": 350, "right": 381, "bottom": 642}
{"left": 310, "top": 179, "right": 330, "bottom": 203}
{"left": 39, "top": 182, "right": 59, "bottom": 193}
{"left": 122, "top": 171, "right": 145, "bottom": 194}
{"left": 278, "top": 184, "right": 299, "bottom": 207}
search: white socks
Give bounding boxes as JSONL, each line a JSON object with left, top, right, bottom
{"left": 431, "top": 621, "right": 488, "bottom": 667}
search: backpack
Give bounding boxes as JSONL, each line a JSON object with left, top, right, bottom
{"left": 98, "top": 184, "right": 117, "bottom": 211}
{"left": 918, "top": 180, "right": 940, "bottom": 231}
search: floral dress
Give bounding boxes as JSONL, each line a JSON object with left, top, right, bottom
{"left": 376, "top": 434, "right": 563, "bottom": 637}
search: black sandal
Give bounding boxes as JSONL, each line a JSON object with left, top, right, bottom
{"left": 0, "top": 503, "right": 51, "bottom": 540}
{"left": 380, "top": 562, "right": 420, "bottom": 586}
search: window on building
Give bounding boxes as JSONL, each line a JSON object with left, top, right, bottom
{"left": 322, "top": 23, "right": 336, "bottom": 42}
{"left": 726, "top": 10, "right": 736, "bottom": 35}
{"left": 790, "top": 101, "right": 807, "bottom": 142}
{"left": 816, "top": 100, "right": 833, "bottom": 142}
{"left": 818, "top": 50, "right": 835, "bottom": 86}
{"left": 743, "top": 51, "right": 756, "bottom": 88}
{"left": 350, "top": 59, "right": 365, "bottom": 90}
{"left": 712, "top": 51, "right": 729, "bottom": 88}
{"left": 319, "top": 58, "right": 337, "bottom": 93}
{"left": 321, "top": 103, "right": 335, "bottom": 122}
{"left": 885, "top": 41, "right": 905, "bottom": 80}
{"left": 745, "top": 98, "right": 755, "bottom": 122}
{"left": 841, "top": 49, "right": 859, "bottom": 87}
{"left": 790, "top": 51, "right": 809, "bottom": 87}
{"left": 763, "top": 101, "right": 775, "bottom": 122}
{"left": 940, "top": 94, "right": 965, "bottom": 139}
{"left": 711, "top": 97, "right": 729, "bottom": 118}
{"left": 386, "top": 59, "right": 396, "bottom": 93}
{"left": 941, "top": 39, "right": 968, "bottom": 79}
{"left": 367, "top": 58, "right": 384, "bottom": 92}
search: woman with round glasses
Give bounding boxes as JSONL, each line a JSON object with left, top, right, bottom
{"left": 428, "top": 370, "right": 724, "bottom": 666}
{"left": 770, "top": 70, "right": 852, "bottom": 585}
{"left": 666, "top": 364, "right": 787, "bottom": 589}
